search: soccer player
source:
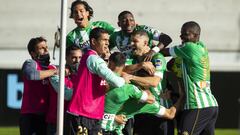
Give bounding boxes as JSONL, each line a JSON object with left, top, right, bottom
{"left": 67, "top": 28, "right": 132, "bottom": 135}
{"left": 161, "top": 21, "right": 218, "bottom": 135}
{"left": 109, "top": 10, "right": 172, "bottom": 65}
{"left": 128, "top": 30, "right": 183, "bottom": 135}
{"left": 166, "top": 57, "right": 186, "bottom": 134}
{"left": 67, "top": 0, "right": 115, "bottom": 50}
{"left": 109, "top": 11, "right": 172, "bottom": 133}
{"left": 101, "top": 52, "right": 177, "bottom": 135}
{"left": 19, "top": 37, "right": 58, "bottom": 135}
{"left": 46, "top": 45, "right": 82, "bottom": 135}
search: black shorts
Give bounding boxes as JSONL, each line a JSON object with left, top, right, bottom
{"left": 68, "top": 113, "right": 102, "bottom": 135}
{"left": 133, "top": 113, "right": 172, "bottom": 135}
{"left": 19, "top": 113, "right": 47, "bottom": 135}
{"left": 178, "top": 107, "right": 218, "bottom": 135}
{"left": 102, "top": 130, "right": 118, "bottom": 135}
{"left": 122, "top": 118, "right": 134, "bottom": 135}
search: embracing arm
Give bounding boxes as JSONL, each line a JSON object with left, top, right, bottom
{"left": 22, "top": 59, "right": 57, "bottom": 80}
{"left": 87, "top": 55, "right": 128, "bottom": 87}
{"left": 131, "top": 75, "right": 160, "bottom": 88}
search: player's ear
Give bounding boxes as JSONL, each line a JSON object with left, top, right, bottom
{"left": 91, "top": 38, "right": 97, "bottom": 47}
{"left": 117, "top": 21, "right": 121, "bottom": 27}
{"left": 144, "top": 40, "right": 148, "bottom": 46}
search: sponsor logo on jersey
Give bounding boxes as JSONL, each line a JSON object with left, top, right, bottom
{"left": 103, "top": 113, "right": 115, "bottom": 120}
{"left": 154, "top": 59, "right": 162, "bottom": 69}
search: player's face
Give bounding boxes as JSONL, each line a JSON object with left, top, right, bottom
{"left": 180, "top": 28, "right": 196, "bottom": 43}
{"left": 93, "top": 33, "right": 110, "bottom": 56}
{"left": 131, "top": 35, "right": 146, "bottom": 56}
{"left": 118, "top": 13, "right": 136, "bottom": 34}
{"left": 72, "top": 4, "right": 89, "bottom": 27}
{"left": 33, "top": 41, "right": 49, "bottom": 57}
{"left": 66, "top": 49, "right": 82, "bottom": 65}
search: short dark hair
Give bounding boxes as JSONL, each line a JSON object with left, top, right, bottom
{"left": 182, "top": 21, "right": 201, "bottom": 35}
{"left": 118, "top": 10, "right": 133, "bottom": 21}
{"left": 109, "top": 52, "right": 126, "bottom": 67}
{"left": 131, "top": 29, "right": 149, "bottom": 39}
{"left": 27, "top": 36, "right": 47, "bottom": 54}
{"left": 89, "top": 28, "right": 109, "bottom": 42}
{"left": 66, "top": 45, "right": 81, "bottom": 57}
{"left": 70, "top": 0, "right": 93, "bottom": 20}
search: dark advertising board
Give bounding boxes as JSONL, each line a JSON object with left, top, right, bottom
{"left": 0, "top": 69, "right": 239, "bottom": 128}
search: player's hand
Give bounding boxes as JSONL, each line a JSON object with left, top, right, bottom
{"left": 141, "top": 62, "right": 155, "bottom": 76}
{"left": 121, "top": 72, "right": 133, "bottom": 84}
{"left": 145, "top": 90, "right": 155, "bottom": 104}
{"left": 115, "top": 114, "right": 127, "bottom": 125}
{"left": 160, "top": 90, "right": 171, "bottom": 100}
{"left": 144, "top": 50, "right": 156, "bottom": 62}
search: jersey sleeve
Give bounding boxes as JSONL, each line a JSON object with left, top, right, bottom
{"left": 86, "top": 55, "right": 125, "bottom": 87}
{"left": 22, "top": 59, "right": 40, "bottom": 80}
{"left": 169, "top": 43, "right": 193, "bottom": 60}
{"left": 138, "top": 25, "right": 161, "bottom": 41}
{"left": 151, "top": 53, "right": 166, "bottom": 78}
{"left": 49, "top": 75, "right": 73, "bottom": 101}
{"left": 125, "top": 85, "right": 149, "bottom": 103}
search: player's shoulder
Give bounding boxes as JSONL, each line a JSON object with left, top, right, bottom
{"left": 110, "top": 30, "right": 121, "bottom": 37}
{"left": 152, "top": 52, "right": 165, "bottom": 60}
{"left": 23, "top": 59, "right": 36, "bottom": 65}
{"left": 22, "top": 59, "right": 37, "bottom": 70}
{"left": 67, "top": 27, "right": 78, "bottom": 35}
{"left": 136, "top": 25, "right": 155, "bottom": 32}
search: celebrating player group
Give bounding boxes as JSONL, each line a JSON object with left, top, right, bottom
{"left": 19, "top": 0, "right": 218, "bottom": 135}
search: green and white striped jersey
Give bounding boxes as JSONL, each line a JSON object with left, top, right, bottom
{"left": 170, "top": 41, "right": 218, "bottom": 109}
{"left": 101, "top": 84, "right": 144, "bottom": 133}
{"left": 109, "top": 25, "right": 161, "bottom": 59}
{"left": 66, "top": 21, "right": 115, "bottom": 49}
{"left": 133, "top": 53, "right": 172, "bottom": 108}
{"left": 150, "top": 53, "right": 172, "bottom": 108}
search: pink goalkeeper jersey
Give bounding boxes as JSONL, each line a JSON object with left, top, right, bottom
{"left": 68, "top": 50, "right": 106, "bottom": 119}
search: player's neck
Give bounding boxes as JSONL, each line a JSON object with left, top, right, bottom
{"left": 113, "top": 68, "right": 123, "bottom": 76}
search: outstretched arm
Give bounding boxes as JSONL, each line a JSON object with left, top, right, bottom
{"left": 49, "top": 75, "right": 73, "bottom": 101}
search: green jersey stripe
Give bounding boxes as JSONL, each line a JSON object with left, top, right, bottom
{"left": 182, "top": 63, "right": 189, "bottom": 109}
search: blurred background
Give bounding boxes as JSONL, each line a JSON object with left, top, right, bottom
{"left": 0, "top": 0, "right": 240, "bottom": 134}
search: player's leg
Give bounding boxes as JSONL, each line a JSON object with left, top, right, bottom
{"left": 34, "top": 114, "right": 47, "bottom": 135}
{"left": 122, "top": 118, "right": 134, "bottom": 135}
{"left": 167, "top": 119, "right": 175, "bottom": 135}
{"left": 19, "top": 114, "right": 34, "bottom": 135}
{"left": 179, "top": 107, "right": 218, "bottom": 135}
{"left": 200, "top": 107, "right": 218, "bottom": 135}
{"left": 69, "top": 114, "right": 102, "bottom": 135}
